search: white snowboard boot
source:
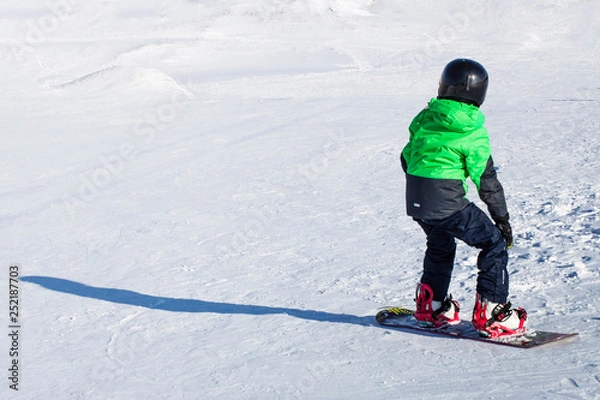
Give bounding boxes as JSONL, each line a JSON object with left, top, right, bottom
{"left": 472, "top": 293, "right": 527, "bottom": 338}
{"left": 414, "top": 283, "right": 460, "bottom": 328}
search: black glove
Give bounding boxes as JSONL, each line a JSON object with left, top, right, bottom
{"left": 493, "top": 214, "right": 514, "bottom": 249}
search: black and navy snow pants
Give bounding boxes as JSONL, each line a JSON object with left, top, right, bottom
{"left": 414, "top": 202, "right": 509, "bottom": 304}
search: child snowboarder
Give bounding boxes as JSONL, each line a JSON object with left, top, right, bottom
{"left": 400, "top": 58, "right": 527, "bottom": 338}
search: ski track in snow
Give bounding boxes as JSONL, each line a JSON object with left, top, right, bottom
{"left": 1, "top": 0, "right": 600, "bottom": 399}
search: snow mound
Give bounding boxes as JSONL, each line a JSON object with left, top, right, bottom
{"left": 212, "top": 0, "right": 374, "bottom": 21}
{"left": 324, "top": 0, "right": 375, "bottom": 16}
{"left": 56, "top": 66, "right": 190, "bottom": 97}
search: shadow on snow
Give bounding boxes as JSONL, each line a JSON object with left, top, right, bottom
{"left": 21, "top": 275, "right": 373, "bottom": 327}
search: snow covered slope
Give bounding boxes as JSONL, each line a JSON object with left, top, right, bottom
{"left": 1, "top": 0, "right": 599, "bottom": 398}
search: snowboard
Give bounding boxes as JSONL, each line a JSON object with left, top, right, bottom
{"left": 375, "top": 307, "right": 578, "bottom": 348}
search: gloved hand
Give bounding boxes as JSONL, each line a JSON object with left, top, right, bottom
{"left": 493, "top": 214, "right": 514, "bottom": 249}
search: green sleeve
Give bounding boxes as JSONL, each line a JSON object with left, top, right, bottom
{"left": 401, "top": 109, "right": 427, "bottom": 172}
{"left": 463, "top": 129, "right": 492, "bottom": 190}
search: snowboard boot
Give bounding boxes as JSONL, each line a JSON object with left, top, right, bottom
{"left": 472, "top": 293, "right": 527, "bottom": 338}
{"left": 414, "top": 283, "right": 460, "bottom": 328}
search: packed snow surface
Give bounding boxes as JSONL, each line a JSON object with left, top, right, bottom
{"left": 1, "top": 1, "right": 599, "bottom": 399}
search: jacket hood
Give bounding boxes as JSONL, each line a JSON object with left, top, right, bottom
{"left": 428, "top": 98, "right": 485, "bottom": 132}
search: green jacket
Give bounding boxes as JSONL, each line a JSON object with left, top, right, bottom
{"left": 401, "top": 98, "right": 507, "bottom": 221}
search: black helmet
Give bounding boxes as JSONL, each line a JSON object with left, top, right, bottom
{"left": 438, "top": 59, "right": 488, "bottom": 107}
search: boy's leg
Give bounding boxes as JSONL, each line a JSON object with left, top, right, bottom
{"left": 441, "top": 204, "right": 509, "bottom": 303}
{"left": 415, "top": 220, "right": 457, "bottom": 302}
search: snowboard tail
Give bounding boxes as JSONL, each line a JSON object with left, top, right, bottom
{"left": 375, "top": 307, "right": 578, "bottom": 348}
